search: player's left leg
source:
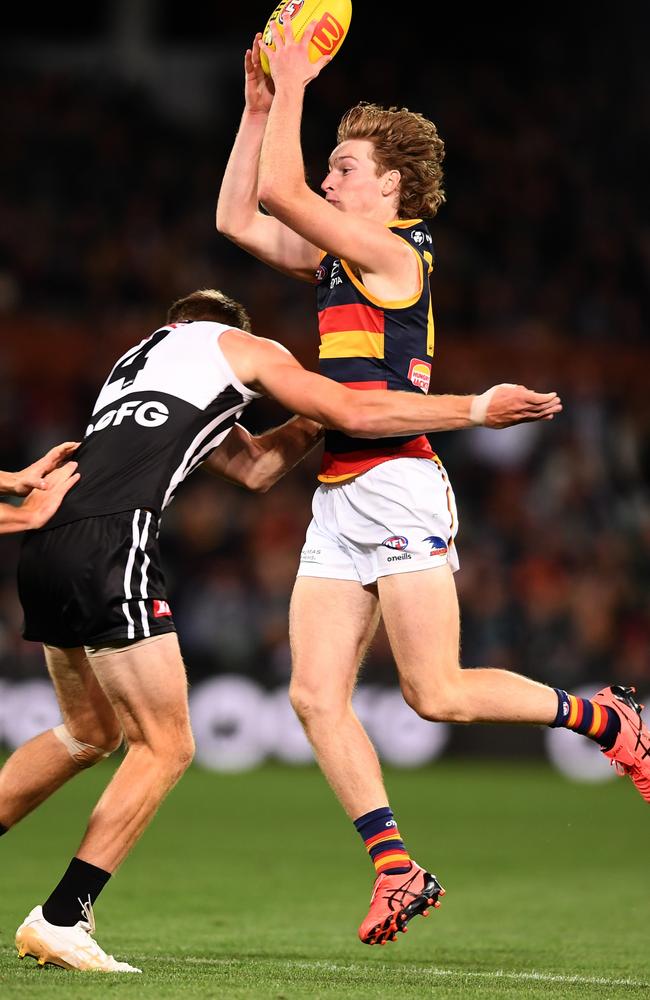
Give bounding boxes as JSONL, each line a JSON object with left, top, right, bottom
{"left": 379, "top": 564, "right": 559, "bottom": 723}
{"left": 0, "top": 645, "right": 122, "bottom": 831}
{"left": 378, "top": 564, "right": 650, "bottom": 799}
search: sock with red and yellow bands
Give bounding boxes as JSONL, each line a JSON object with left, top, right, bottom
{"left": 353, "top": 806, "right": 411, "bottom": 876}
{"left": 551, "top": 689, "right": 620, "bottom": 750}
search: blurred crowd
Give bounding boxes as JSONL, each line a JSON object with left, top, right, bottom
{"left": 0, "top": 15, "right": 648, "bottom": 693}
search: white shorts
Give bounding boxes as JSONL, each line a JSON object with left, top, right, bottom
{"left": 297, "top": 458, "right": 459, "bottom": 586}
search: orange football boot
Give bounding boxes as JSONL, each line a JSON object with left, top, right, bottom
{"left": 358, "top": 862, "right": 444, "bottom": 946}
{"left": 594, "top": 685, "right": 650, "bottom": 802}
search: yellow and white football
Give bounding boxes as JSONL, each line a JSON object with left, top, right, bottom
{"left": 260, "top": 0, "right": 352, "bottom": 76}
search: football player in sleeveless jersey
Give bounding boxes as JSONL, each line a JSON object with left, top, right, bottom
{"left": 4, "top": 288, "right": 563, "bottom": 972}
{"left": 216, "top": 19, "right": 650, "bottom": 946}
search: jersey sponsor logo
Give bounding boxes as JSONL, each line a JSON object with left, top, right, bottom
{"left": 387, "top": 553, "right": 412, "bottom": 562}
{"left": 330, "top": 259, "right": 343, "bottom": 288}
{"left": 424, "top": 535, "right": 448, "bottom": 557}
{"left": 311, "top": 13, "right": 345, "bottom": 55}
{"left": 153, "top": 599, "right": 172, "bottom": 618}
{"left": 382, "top": 535, "right": 409, "bottom": 550}
{"left": 408, "top": 358, "right": 432, "bottom": 393}
{"left": 86, "top": 399, "right": 170, "bottom": 436}
{"left": 412, "top": 229, "right": 425, "bottom": 245}
{"left": 315, "top": 263, "right": 327, "bottom": 282}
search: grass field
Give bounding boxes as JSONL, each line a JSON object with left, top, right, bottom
{"left": 0, "top": 758, "right": 648, "bottom": 998}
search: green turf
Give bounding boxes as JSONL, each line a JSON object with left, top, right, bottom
{"left": 0, "top": 759, "right": 648, "bottom": 998}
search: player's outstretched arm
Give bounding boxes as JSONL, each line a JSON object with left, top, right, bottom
{"left": 258, "top": 19, "right": 413, "bottom": 281}
{"left": 0, "top": 441, "right": 79, "bottom": 496}
{"left": 220, "top": 330, "right": 563, "bottom": 437}
{"left": 0, "top": 461, "right": 80, "bottom": 534}
{"left": 202, "top": 417, "right": 324, "bottom": 493}
{"left": 216, "top": 33, "right": 322, "bottom": 282}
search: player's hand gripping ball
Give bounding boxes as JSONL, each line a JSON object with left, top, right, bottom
{"left": 260, "top": 0, "right": 352, "bottom": 76}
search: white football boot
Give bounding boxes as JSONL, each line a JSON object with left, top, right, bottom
{"left": 16, "top": 898, "right": 141, "bottom": 972}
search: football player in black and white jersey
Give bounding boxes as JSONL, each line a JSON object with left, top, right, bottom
{"left": 4, "top": 288, "right": 561, "bottom": 972}
{"left": 0, "top": 443, "right": 79, "bottom": 534}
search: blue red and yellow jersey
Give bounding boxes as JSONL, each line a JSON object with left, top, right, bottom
{"left": 315, "top": 219, "right": 438, "bottom": 483}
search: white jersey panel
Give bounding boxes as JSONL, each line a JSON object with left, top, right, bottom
{"left": 92, "top": 321, "right": 259, "bottom": 415}
{"left": 45, "top": 321, "right": 261, "bottom": 529}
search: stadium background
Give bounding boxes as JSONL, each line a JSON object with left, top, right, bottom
{"left": 0, "top": 3, "right": 648, "bottom": 774}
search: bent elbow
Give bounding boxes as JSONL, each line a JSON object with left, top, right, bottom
{"left": 326, "top": 409, "right": 369, "bottom": 439}
{"left": 257, "top": 182, "right": 294, "bottom": 219}
{"left": 215, "top": 209, "right": 236, "bottom": 239}
{"left": 242, "top": 469, "right": 273, "bottom": 493}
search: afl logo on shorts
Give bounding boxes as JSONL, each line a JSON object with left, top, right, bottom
{"left": 382, "top": 535, "right": 409, "bottom": 551}
{"left": 424, "top": 535, "right": 448, "bottom": 557}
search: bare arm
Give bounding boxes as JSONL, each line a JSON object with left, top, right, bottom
{"left": 0, "top": 441, "right": 79, "bottom": 496}
{"left": 258, "top": 21, "right": 414, "bottom": 288}
{"left": 216, "top": 34, "right": 322, "bottom": 282}
{"left": 202, "top": 417, "right": 324, "bottom": 493}
{"left": 0, "top": 462, "right": 79, "bottom": 534}
{"left": 220, "top": 329, "right": 563, "bottom": 437}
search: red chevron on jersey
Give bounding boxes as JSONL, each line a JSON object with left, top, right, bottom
{"left": 319, "top": 436, "right": 437, "bottom": 483}
{"left": 318, "top": 302, "right": 384, "bottom": 336}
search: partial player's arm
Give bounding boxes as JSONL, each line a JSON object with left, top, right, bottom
{"left": 221, "top": 329, "right": 563, "bottom": 436}
{"left": 201, "top": 416, "right": 324, "bottom": 493}
{"left": 0, "top": 461, "right": 80, "bottom": 534}
{"left": 257, "top": 21, "right": 415, "bottom": 286}
{"left": 216, "top": 34, "right": 322, "bottom": 282}
{"left": 0, "top": 441, "right": 79, "bottom": 496}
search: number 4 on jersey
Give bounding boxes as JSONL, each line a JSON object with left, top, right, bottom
{"left": 107, "top": 328, "right": 170, "bottom": 390}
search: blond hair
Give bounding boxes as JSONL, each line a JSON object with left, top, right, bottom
{"left": 337, "top": 102, "right": 445, "bottom": 219}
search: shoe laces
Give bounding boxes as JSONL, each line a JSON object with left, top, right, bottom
{"left": 77, "top": 896, "right": 96, "bottom": 936}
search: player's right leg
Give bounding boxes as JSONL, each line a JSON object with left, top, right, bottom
{"left": 0, "top": 646, "right": 122, "bottom": 831}
{"left": 15, "top": 633, "right": 193, "bottom": 972}
{"left": 290, "top": 575, "right": 444, "bottom": 944}
{"left": 289, "top": 576, "right": 383, "bottom": 818}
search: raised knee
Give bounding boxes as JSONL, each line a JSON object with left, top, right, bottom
{"left": 53, "top": 724, "right": 123, "bottom": 769}
{"left": 173, "top": 733, "right": 195, "bottom": 775}
{"left": 155, "top": 730, "right": 195, "bottom": 778}
{"left": 403, "top": 684, "right": 472, "bottom": 724}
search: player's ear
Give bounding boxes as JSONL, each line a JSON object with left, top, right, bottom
{"left": 382, "top": 170, "right": 401, "bottom": 196}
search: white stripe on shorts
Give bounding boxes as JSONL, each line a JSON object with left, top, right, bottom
{"left": 121, "top": 601, "right": 136, "bottom": 640}
{"left": 122, "top": 509, "right": 153, "bottom": 639}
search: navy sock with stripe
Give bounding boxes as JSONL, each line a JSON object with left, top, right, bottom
{"left": 550, "top": 688, "right": 620, "bottom": 750}
{"left": 354, "top": 807, "right": 412, "bottom": 876}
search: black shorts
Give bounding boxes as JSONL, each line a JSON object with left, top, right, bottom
{"left": 18, "top": 509, "right": 176, "bottom": 648}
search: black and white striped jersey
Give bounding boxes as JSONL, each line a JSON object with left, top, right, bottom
{"left": 44, "top": 321, "right": 260, "bottom": 530}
